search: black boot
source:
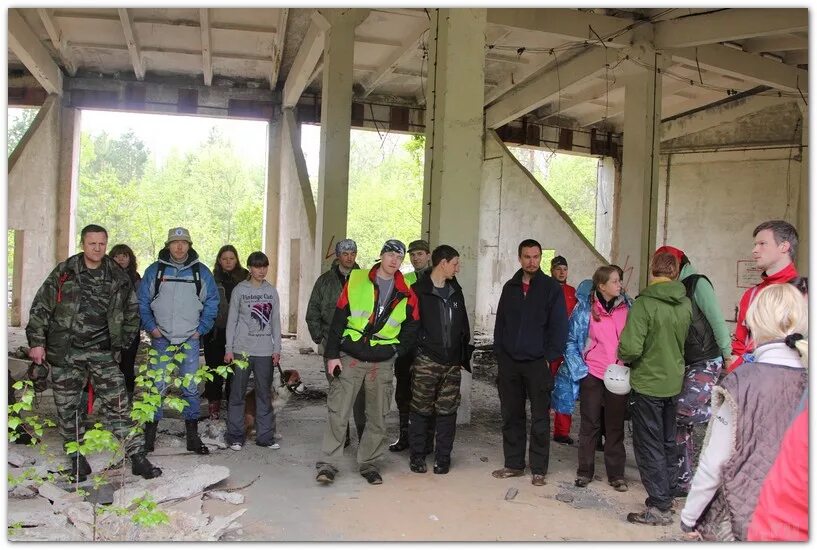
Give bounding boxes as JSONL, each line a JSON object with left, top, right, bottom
{"left": 69, "top": 454, "right": 92, "bottom": 483}
{"left": 389, "top": 412, "right": 410, "bottom": 452}
{"left": 185, "top": 420, "right": 210, "bottom": 455}
{"left": 434, "top": 413, "right": 456, "bottom": 474}
{"left": 143, "top": 421, "right": 158, "bottom": 453}
{"left": 424, "top": 415, "right": 436, "bottom": 456}
{"left": 130, "top": 453, "right": 162, "bottom": 479}
{"left": 408, "top": 411, "right": 431, "bottom": 459}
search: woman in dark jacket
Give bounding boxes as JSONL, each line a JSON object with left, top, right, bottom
{"left": 109, "top": 243, "right": 141, "bottom": 399}
{"left": 203, "top": 245, "right": 250, "bottom": 419}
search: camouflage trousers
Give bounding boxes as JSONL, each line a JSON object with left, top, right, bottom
{"left": 409, "top": 355, "right": 461, "bottom": 416}
{"left": 51, "top": 347, "right": 144, "bottom": 456}
{"left": 675, "top": 356, "right": 723, "bottom": 492}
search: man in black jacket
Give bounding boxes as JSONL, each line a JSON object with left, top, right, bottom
{"left": 407, "top": 245, "right": 472, "bottom": 475}
{"left": 491, "top": 239, "right": 568, "bottom": 486}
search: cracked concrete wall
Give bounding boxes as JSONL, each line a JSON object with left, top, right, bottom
{"left": 8, "top": 96, "right": 62, "bottom": 326}
{"left": 476, "top": 131, "right": 609, "bottom": 335}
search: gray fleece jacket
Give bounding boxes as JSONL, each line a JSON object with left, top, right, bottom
{"left": 224, "top": 280, "right": 282, "bottom": 357}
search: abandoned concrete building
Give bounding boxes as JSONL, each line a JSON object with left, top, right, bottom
{"left": 7, "top": 7, "right": 809, "bottom": 422}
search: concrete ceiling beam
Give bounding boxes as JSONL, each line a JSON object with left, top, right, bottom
{"left": 37, "top": 8, "right": 78, "bottom": 76}
{"left": 576, "top": 75, "right": 689, "bottom": 128}
{"left": 270, "top": 8, "right": 289, "bottom": 90}
{"left": 283, "top": 11, "right": 330, "bottom": 108}
{"left": 784, "top": 51, "right": 809, "bottom": 66}
{"left": 669, "top": 44, "right": 808, "bottom": 93}
{"left": 360, "top": 21, "right": 428, "bottom": 97}
{"left": 199, "top": 8, "right": 212, "bottom": 86}
{"left": 660, "top": 94, "right": 797, "bottom": 141}
{"left": 485, "top": 46, "right": 625, "bottom": 129}
{"left": 118, "top": 8, "right": 145, "bottom": 80}
{"left": 487, "top": 9, "right": 636, "bottom": 48}
{"left": 54, "top": 10, "right": 280, "bottom": 35}
{"left": 8, "top": 8, "right": 63, "bottom": 94}
{"left": 653, "top": 8, "right": 808, "bottom": 49}
{"left": 72, "top": 42, "right": 276, "bottom": 64}
{"left": 742, "top": 34, "right": 809, "bottom": 53}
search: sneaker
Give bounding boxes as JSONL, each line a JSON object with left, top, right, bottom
{"left": 361, "top": 469, "right": 383, "bottom": 485}
{"left": 627, "top": 506, "right": 673, "bottom": 526}
{"left": 258, "top": 442, "right": 280, "bottom": 449}
{"left": 230, "top": 443, "right": 242, "bottom": 451}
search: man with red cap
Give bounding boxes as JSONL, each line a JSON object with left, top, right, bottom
{"left": 730, "top": 220, "right": 800, "bottom": 372}
{"left": 654, "top": 244, "right": 731, "bottom": 497}
{"left": 549, "top": 255, "right": 577, "bottom": 444}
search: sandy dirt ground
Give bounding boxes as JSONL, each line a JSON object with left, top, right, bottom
{"left": 7, "top": 328, "right": 686, "bottom": 541}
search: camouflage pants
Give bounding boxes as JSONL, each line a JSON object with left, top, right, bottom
{"left": 409, "top": 355, "right": 461, "bottom": 416}
{"left": 675, "top": 356, "right": 723, "bottom": 492}
{"left": 51, "top": 347, "right": 144, "bottom": 456}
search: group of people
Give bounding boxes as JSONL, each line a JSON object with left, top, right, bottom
{"left": 21, "top": 217, "right": 807, "bottom": 540}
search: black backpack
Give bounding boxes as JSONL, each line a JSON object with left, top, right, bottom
{"left": 151, "top": 262, "right": 202, "bottom": 301}
{"left": 682, "top": 274, "right": 721, "bottom": 364}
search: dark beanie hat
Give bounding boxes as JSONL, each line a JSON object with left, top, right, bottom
{"left": 551, "top": 255, "right": 568, "bottom": 269}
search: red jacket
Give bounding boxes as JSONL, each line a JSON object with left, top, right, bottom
{"left": 747, "top": 407, "right": 808, "bottom": 541}
{"left": 549, "top": 283, "right": 578, "bottom": 373}
{"left": 730, "top": 263, "right": 798, "bottom": 372}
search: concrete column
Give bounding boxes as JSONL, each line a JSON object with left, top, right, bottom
{"left": 263, "top": 111, "right": 283, "bottom": 285}
{"left": 56, "top": 106, "right": 79, "bottom": 260}
{"left": 314, "top": 9, "right": 367, "bottom": 274}
{"left": 613, "top": 40, "right": 664, "bottom": 292}
{"left": 796, "top": 103, "right": 808, "bottom": 276}
{"left": 422, "top": 8, "right": 487, "bottom": 424}
{"left": 594, "top": 156, "right": 617, "bottom": 260}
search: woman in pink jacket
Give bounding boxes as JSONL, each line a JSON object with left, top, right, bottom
{"left": 565, "top": 265, "right": 631, "bottom": 490}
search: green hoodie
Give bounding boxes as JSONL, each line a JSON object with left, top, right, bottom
{"left": 679, "top": 262, "right": 732, "bottom": 361}
{"left": 617, "top": 279, "right": 692, "bottom": 397}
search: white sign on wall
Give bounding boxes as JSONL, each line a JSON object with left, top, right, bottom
{"left": 736, "top": 260, "right": 763, "bottom": 289}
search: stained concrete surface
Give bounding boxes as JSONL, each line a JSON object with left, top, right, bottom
{"left": 7, "top": 328, "right": 686, "bottom": 541}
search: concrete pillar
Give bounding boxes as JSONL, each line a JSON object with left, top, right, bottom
{"left": 613, "top": 41, "right": 664, "bottom": 292}
{"left": 796, "top": 103, "right": 808, "bottom": 276}
{"left": 422, "top": 8, "right": 487, "bottom": 424}
{"left": 263, "top": 111, "right": 283, "bottom": 285}
{"left": 594, "top": 157, "right": 617, "bottom": 260}
{"left": 56, "top": 106, "right": 80, "bottom": 260}
{"left": 314, "top": 9, "right": 367, "bottom": 274}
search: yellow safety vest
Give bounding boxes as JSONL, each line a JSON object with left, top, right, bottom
{"left": 343, "top": 269, "right": 408, "bottom": 346}
{"left": 404, "top": 271, "right": 417, "bottom": 286}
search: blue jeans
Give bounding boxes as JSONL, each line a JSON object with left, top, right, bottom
{"left": 149, "top": 335, "right": 201, "bottom": 421}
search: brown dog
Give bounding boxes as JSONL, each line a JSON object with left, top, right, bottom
{"left": 243, "top": 369, "right": 301, "bottom": 438}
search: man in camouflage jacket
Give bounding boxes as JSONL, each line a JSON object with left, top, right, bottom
{"left": 26, "top": 224, "right": 161, "bottom": 482}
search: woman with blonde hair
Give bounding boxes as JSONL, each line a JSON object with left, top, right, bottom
{"left": 679, "top": 283, "right": 807, "bottom": 541}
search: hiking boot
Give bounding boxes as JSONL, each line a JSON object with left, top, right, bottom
{"left": 143, "top": 421, "right": 157, "bottom": 453}
{"left": 610, "top": 479, "right": 629, "bottom": 492}
{"left": 389, "top": 413, "right": 410, "bottom": 452}
{"left": 491, "top": 467, "right": 524, "bottom": 479}
{"left": 553, "top": 435, "right": 574, "bottom": 445}
{"left": 185, "top": 420, "right": 210, "bottom": 455}
{"left": 361, "top": 470, "right": 383, "bottom": 485}
{"left": 316, "top": 468, "right": 335, "bottom": 484}
{"left": 410, "top": 456, "right": 427, "bottom": 473}
{"left": 627, "top": 506, "right": 673, "bottom": 526}
{"left": 575, "top": 476, "right": 592, "bottom": 487}
{"left": 69, "top": 454, "right": 92, "bottom": 483}
{"left": 130, "top": 453, "right": 162, "bottom": 479}
{"left": 433, "top": 461, "right": 450, "bottom": 475}
{"left": 531, "top": 474, "right": 547, "bottom": 486}
{"left": 208, "top": 400, "right": 221, "bottom": 420}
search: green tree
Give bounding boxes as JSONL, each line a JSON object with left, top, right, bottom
{"left": 8, "top": 108, "right": 39, "bottom": 156}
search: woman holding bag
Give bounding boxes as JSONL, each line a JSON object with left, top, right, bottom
{"left": 564, "top": 266, "right": 631, "bottom": 491}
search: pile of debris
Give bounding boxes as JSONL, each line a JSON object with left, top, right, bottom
{"left": 8, "top": 447, "right": 247, "bottom": 541}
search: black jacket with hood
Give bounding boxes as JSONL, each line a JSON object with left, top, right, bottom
{"left": 412, "top": 274, "right": 471, "bottom": 368}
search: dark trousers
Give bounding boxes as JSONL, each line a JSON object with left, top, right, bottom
{"left": 629, "top": 390, "right": 678, "bottom": 511}
{"left": 496, "top": 355, "right": 552, "bottom": 475}
{"left": 394, "top": 353, "right": 414, "bottom": 414}
{"left": 577, "top": 374, "right": 627, "bottom": 481}
{"left": 202, "top": 328, "right": 232, "bottom": 401}
{"left": 118, "top": 333, "right": 140, "bottom": 395}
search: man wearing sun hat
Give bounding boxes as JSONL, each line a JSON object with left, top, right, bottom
{"left": 306, "top": 238, "right": 366, "bottom": 447}
{"left": 138, "top": 226, "right": 220, "bottom": 456}
{"left": 316, "top": 239, "right": 420, "bottom": 486}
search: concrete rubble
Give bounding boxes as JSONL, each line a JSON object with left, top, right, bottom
{"left": 207, "top": 490, "right": 245, "bottom": 505}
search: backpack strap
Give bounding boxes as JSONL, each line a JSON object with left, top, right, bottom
{"left": 682, "top": 273, "right": 712, "bottom": 300}
{"left": 152, "top": 262, "right": 203, "bottom": 301}
{"left": 151, "top": 263, "right": 167, "bottom": 302}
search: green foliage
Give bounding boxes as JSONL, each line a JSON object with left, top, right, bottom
{"left": 130, "top": 495, "right": 169, "bottom": 527}
{"left": 509, "top": 147, "right": 599, "bottom": 245}
{"left": 75, "top": 125, "right": 264, "bottom": 271}
{"left": 7, "top": 108, "right": 39, "bottom": 156}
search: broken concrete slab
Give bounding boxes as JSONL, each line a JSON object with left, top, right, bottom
{"left": 10, "top": 485, "right": 37, "bottom": 498}
{"left": 8, "top": 449, "right": 36, "bottom": 467}
{"left": 504, "top": 487, "right": 518, "bottom": 501}
{"left": 52, "top": 501, "right": 95, "bottom": 540}
{"left": 36, "top": 481, "right": 83, "bottom": 504}
{"left": 207, "top": 490, "right": 245, "bottom": 505}
{"left": 112, "top": 464, "right": 230, "bottom": 507}
{"left": 7, "top": 523, "right": 86, "bottom": 542}
{"left": 199, "top": 508, "right": 247, "bottom": 540}
{"left": 8, "top": 496, "right": 68, "bottom": 528}
{"left": 201, "top": 436, "right": 227, "bottom": 450}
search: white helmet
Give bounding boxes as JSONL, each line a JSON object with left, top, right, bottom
{"left": 603, "top": 364, "right": 631, "bottom": 395}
